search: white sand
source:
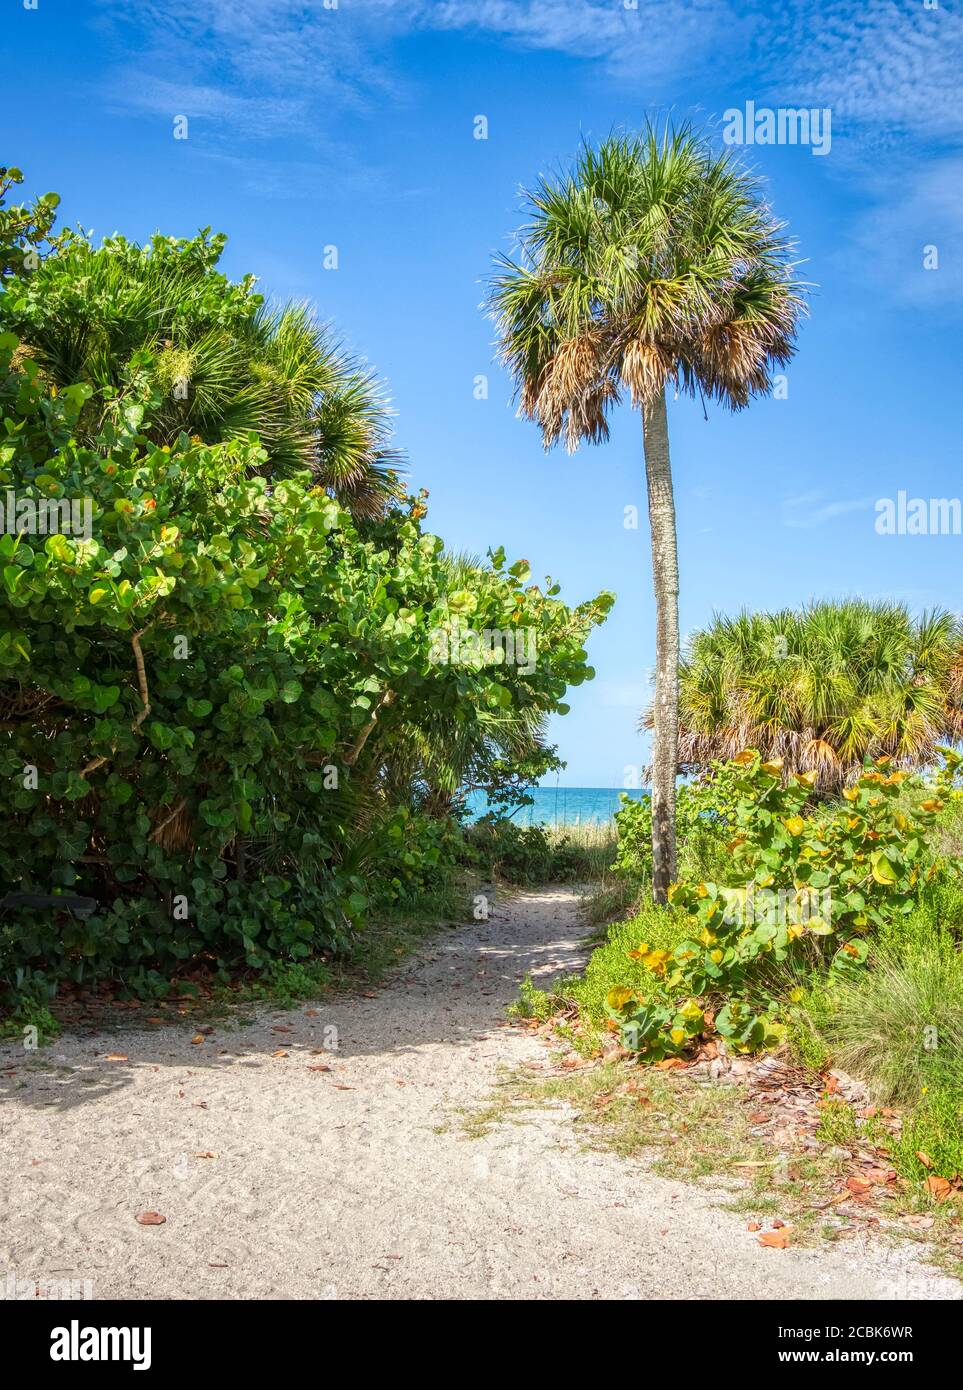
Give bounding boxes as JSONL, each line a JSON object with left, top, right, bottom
{"left": 1, "top": 888, "right": 959, "bottom": 1301}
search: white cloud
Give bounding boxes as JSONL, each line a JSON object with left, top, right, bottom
{"left": 93, "top": 0, "right": 963, "bottom": 304}
{"left": 783, "top": 492, "right": 875, "bottom": 529}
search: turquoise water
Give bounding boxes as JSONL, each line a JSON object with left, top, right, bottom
{"left": 465, "top": 786, "right": 648, "bottom": 827}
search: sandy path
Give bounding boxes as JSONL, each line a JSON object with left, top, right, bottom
{"left": 1, "top": 888, "right": 959, "bottom": 1301}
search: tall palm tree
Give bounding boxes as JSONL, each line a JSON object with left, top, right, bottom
{"left": 3, "top": 227, "right": 402, "bottom": 517}
{"left": 488, "top": 123, "right": 804, "bottom": 900}
{"left": 661, "top": 600, "right": 963, "bottom": 792}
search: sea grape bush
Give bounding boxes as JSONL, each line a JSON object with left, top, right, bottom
{"left": 0, "top": 333, "right": 612, "bottom": 1000}
{"left": 607, "top": 751, "right": 948, "bottom": 1060}
{"left": 612, "top": 762, "right": 740, "bottom": 883}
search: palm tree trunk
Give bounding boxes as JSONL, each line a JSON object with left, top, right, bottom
{"left": 642, "top": 386, "right": 679, "bottom": 903}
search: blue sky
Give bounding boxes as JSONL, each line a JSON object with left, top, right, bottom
{"left": 8, "top": 0, "right": 963, "bottom": 784}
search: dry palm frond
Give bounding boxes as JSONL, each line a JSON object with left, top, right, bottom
{"left": 621, "top": 337, "right": 672, "bottom": 408}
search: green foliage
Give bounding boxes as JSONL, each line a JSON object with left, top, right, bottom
{"left": 613, "top": 764, "right": 740, "bottom": 884}
{"left": 0, "top": 328, "right": 610, "bottom": 1002}
{"left": 488, "top": 123, "right": 803, "bottom": 448}
{"left": 815, "top": 1097, "right": 858, "bottom": 1146}
{"left": 606, "top": 751, "right": 950, "bottom": 1060}
{"left": 0, "top": 998, "right": 60, "bottom": 1044}
{"left": 368, "top": 808, "right": 466, "bottom": 911}
{"left": 787, "top": 853, "right": 963, "bottom": 1190}
{"left": 507, "top": 974, "right": 555, "bottom": 1021}
{"left": 0, "top": 181, "right": 401, "bottom": 516}
{"left": 465, "top": 816, "right": 614, "bottom": 885}
{"left": 670, "top": 602, "right": 963, "bottom": 793}
{"left": 788, "top": 888, "right": 963, "bottom": 1108}
{"left": 244, "top": 959, "right": 332, "bottom": 1009}
{"left": 894, "top": 1082, "right": 963, "bottom": 1186}
{"left": 548, "top": 901, "right": 691, "bottom": 1031}
{"left": 0, "top": 167, "right": 73, "bottom": 279}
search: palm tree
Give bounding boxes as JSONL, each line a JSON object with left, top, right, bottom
{"left": 4, "top": 227, "right": 402, "bottom": 518}
{"left": 488, "top": 123, "right": 804, "bottom": 900}
{"left": 661, "top": 600, "right": 963, "bottom": 791}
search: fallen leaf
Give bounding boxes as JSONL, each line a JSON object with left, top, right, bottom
{"left": 135, "top": 1211, "right": 166, "bottom": 1226}
{"left": 845, "top": 1175, "right": 872, "bottom": 1194}
{"left": 307, "top": 1064, "right": 331, "bottom": 1073}
{"left": 747, "top": 1221, "right": 761, "bottom": 1232}
{"left": 272, "top": 1025, "right": 292, "bottom": 1034}
{"left": 916, "top": 1150, "right": 934, "bottom": 1169}
{"left": 772, "top": 1218, "right": 786, "bottom": 1229}
{"left": 904, "top": 1214, "right": 935, "bottom": 1230}
{"left": 193, "top": 1151, "right": 219, "bottom": 1159}
{"left": 190, "top": 1034, "right": 205, "bottom": 1045}
{"left": 104, "top": 1053, "right": 128, "bottom": 1062}
{"left": 758, "top": 1228, "right": 792, "bottom": 1248}
{"left": 271, "top": 1049, "right": 289, "bottom": 1058}
{"left": 925, "top": 1176, "right": 953, "bottom": 1202}
{"left": 864, "top": 1167, "right": 896, "bottom": 1185}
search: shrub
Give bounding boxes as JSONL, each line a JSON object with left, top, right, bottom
{"left": 613, "top": 763, "right": 740, "bottom": 886}
{"left": 606, "top": 751, "right": 952, "bottom": 1061}
{"left": 0, "top": 330, "right": 611, "bottom": 1002}
{"left": 547, "top": 901, "right": 691, "bottom": 1031}
{"left": 464, "top": 816, "right": 615, "bottom": 885}
{"left": 789, "top": 932, "right": 963, "bottom": 1106}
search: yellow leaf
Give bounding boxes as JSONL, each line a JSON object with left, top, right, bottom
{"left": 796, "top": 770, "right": 818, "bottom": 788}
{"left": 870, "top": 852, "right": 898, "bottom": 885}
{"left": 842, "top": 786, "right": 858, "bottom": 802}
{"left": 669, "top": 1027, "right": 686, "bottom": 1047}
{"left": 606, "top": 986, "right": 635, "bottom": 1012}
{"left": 732, "top": 749, "right": 756, "bottom": 767}
{"left": 920, "top": 799, "right": 943, "bottom": 813}
{"left": 784, "top": 816, "right": 805, "bottom": 836}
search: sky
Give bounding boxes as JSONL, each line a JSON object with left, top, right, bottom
{"left": 7, "top": 0, "right": 963, "bottom": 785}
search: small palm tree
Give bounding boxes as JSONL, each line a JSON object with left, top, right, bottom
{"left": 5, "top": 227, "right": 402, "bottom": 517}
{"left": 661, "top": 600, "right": 963, "bottom": 791}
{"left": 488, "top": 123, "right": 804, "bottom": 900}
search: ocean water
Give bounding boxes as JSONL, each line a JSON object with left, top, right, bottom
{"left": 465, "top": 786, "right": 649, "bottom": 827}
